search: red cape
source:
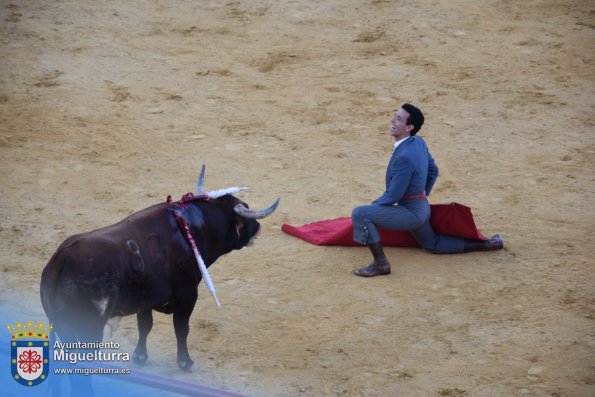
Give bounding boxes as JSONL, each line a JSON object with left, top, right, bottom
{"left": 281, "top": 203, "right": 486, "bottom": 247}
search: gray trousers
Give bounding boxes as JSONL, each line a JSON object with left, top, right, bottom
{"left": 352, "top": 198, "right": 465, "bottom": 254}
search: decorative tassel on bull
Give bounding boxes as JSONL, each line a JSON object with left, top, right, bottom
{"left": 40, "top": 165, "right": 280, "bottom": 371}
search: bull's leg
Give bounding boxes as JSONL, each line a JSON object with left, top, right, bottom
{"left": 173, "top": 309, "right": 195, "bottom": 371}
{"left": 172, "top": 287, "right": 198, "bottom": 371}
{"left": 132, "top": 309, "right": 153, "bottom": 365}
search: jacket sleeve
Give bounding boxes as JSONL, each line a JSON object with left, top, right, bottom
{"left": 372, "top": 156, "right": 415, "bottom": 205}
{"left": 425, "top": 152, "right": 439, "bottom": 196}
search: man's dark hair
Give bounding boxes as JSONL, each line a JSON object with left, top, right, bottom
{"left": 401, "top": 103, "right": 424, "bottom": 135}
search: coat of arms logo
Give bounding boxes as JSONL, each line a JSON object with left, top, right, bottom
{"left": 7, "top": 320, "right": 53, "bottom": 387}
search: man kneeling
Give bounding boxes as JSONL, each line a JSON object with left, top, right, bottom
{"left": 352, "top": 103, "right": 503, "bottom": 277}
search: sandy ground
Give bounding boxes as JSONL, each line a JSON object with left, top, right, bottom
{"left": 1, "top": 1, "right": 594, "bottom": 396}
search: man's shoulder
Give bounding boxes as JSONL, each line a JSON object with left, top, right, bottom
{"left": 397, "top": 136, "right": 426, "bottom": 150}
{"left": 409, "top": 135, "right": 427, "bottom": 143}
{"left": 392, "top": 136, "right": 430, "bottom": 164}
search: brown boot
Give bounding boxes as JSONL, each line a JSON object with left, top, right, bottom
{"left": 463, "top": 234, "right": 504, "bottom": 252}
{"left": 355, "top": 242, "right": 391, "bottom": 277}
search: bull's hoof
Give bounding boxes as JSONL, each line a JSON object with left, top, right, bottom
{"left": 132, "top": 352, "right": 149, "bottom": 365}
{"left": 177, "top": 358, "right": 197, "bottom": 372}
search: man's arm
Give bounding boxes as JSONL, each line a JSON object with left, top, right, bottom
{"left": 425, "top": 154, "right": 439, "bottom": 196}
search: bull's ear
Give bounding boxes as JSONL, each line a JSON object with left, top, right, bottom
{"left": 196, "top": 164, "right": 206, "bottom": 195}
{"left": 235, "top": 218, "right": 244, "bottom": 237}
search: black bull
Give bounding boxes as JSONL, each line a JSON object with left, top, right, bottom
{"left": 40, "top": 190, "right": 279, "bottom": 370}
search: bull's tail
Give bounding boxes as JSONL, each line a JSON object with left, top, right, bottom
{"left": 40, "top": 247, "right": 114, "bottom": 343}
{"left": 40, "top": 254, "right": 77, "bottom": 342}
{"left": 40, "top": 256, "right": 61, "bottom": 325}
{"left": 40, "top": 256, "right": 96, "bottom": 396}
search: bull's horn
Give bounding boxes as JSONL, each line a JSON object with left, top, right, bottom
{"left": 234, "top": 197, "right": 280, "bottom": 219}
{"left": 196, "top": 164, "right": 206, "bottom": 195}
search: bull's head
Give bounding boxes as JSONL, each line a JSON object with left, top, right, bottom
{"left": 188, "top": 165, "right": 280, "bottom": 308}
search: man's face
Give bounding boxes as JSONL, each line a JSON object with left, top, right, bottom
{"left": 389, "top": 108, "right": 413, "bottom": 140}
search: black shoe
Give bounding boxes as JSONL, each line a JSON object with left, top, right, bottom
{"left": 354, "top": 262, "right": 391, "bottom": 277}
{"left": 485, "top": 234, "right": 504, "bottom": 250}
{"left": 464, "top": 234, "right": 504, "bottom": 252}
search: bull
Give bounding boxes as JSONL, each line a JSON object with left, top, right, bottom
{"left": 40, "top": 166, "right": 279, "bottom": 370}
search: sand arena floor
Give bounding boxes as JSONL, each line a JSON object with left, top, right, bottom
{"left": 1, "top": 1, "right": 594, "bottom": 396}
